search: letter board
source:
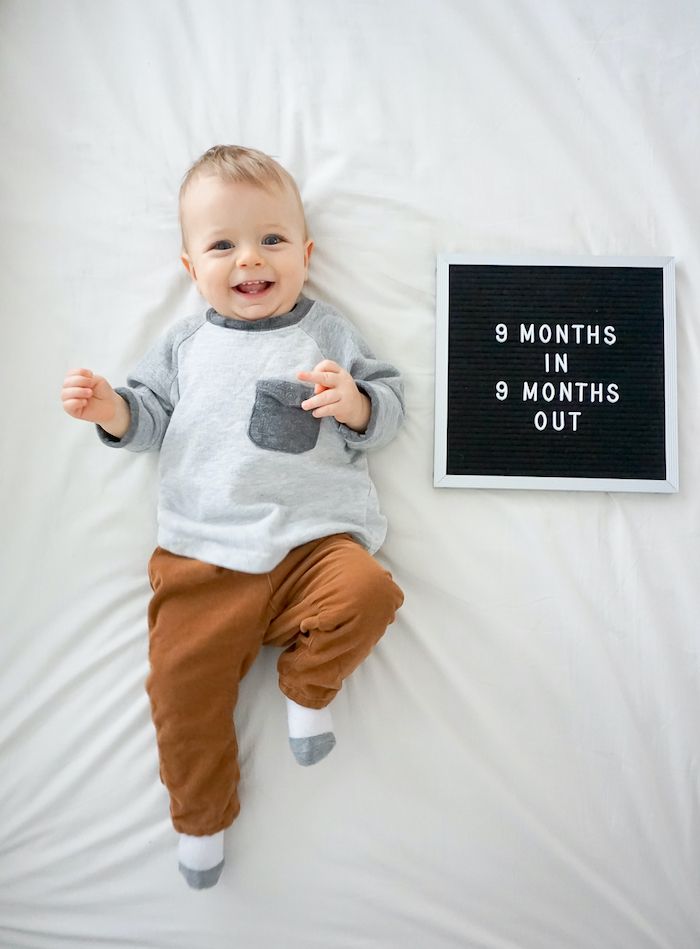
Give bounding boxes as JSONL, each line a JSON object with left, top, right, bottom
{"left": 434, "top": 255, "right": 678, "bottom": 492}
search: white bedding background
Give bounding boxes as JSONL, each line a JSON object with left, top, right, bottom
{"left": 2, "top": 2, "right": 699, "bottom": 947}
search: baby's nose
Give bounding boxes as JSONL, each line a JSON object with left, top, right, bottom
{"left": 236, "top": 243, "right": 264, "bottom": 267}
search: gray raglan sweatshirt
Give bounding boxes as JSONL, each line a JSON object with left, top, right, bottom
{"left": 97, "top": 295, "right": 404, "bottom": 573}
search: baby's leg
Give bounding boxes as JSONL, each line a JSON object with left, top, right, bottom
{"left": 264, "top": 533, "right": 404, "bottom": 764}
{"left": 146, "top": 547, "right": 272, "bottom": 887}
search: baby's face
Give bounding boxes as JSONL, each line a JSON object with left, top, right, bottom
{"left": 180, "top": 175, "right": 313, "bottom": 321}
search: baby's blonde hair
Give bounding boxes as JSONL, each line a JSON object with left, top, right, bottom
{"left": 179, "top": 145, "right": 308, "bottom": 244}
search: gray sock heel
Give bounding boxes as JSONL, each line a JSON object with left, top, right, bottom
{"left": 179, "top": 859, "right": 225, "bottom": 890}
{"left": 289, "top": 732, "right": 336, "bottom": 766}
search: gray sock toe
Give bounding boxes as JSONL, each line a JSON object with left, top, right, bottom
{"left": 289, "top": 732, "right": 336, "bottom": 766}
{"left": 179, "top": 859, "right": 225, "bottom": 890}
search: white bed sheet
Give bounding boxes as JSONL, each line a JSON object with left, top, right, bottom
{"left": 2, "top": 1, "right": 699, "bottom": 947}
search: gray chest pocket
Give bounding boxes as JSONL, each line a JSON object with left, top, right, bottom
{"left": 248, "top": 379, "right": 321, "bottom": 454}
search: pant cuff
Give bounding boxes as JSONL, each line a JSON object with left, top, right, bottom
{"left": 172, "top": 803, "right": 240, "bottom": 837}
{"left": 278, "top": 681, "right": 334, "bottom": 710}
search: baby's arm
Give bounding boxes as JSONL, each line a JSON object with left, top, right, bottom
{"left": 61, "top": 368, "right": 131, "bottom": 439}
{"left": 297, "top": 308, "right": 405, "bottom": 450}
{"left": 61, "top": 313, "right": 192, "bottom": 451}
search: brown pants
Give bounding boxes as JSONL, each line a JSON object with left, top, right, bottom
{"left": 146, "top": 533, "right": 404, "bottom": 836}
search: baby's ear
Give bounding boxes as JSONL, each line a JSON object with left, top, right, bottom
{"left": 180, "top": 254, "right": 197, "bottom": 280}
{"left": 304, "top": 239, "right": 314, "bottom": 272}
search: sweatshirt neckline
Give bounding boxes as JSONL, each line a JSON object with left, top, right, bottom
{"left": 206, "top": 295, "right": 314, "bottom": 332}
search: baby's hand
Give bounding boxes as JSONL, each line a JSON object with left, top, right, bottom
{"left": 61, "top": 368, "right": 121, "bottom": 426}
{"left": 297, "top": 360, "right": 371, "bottom": 433}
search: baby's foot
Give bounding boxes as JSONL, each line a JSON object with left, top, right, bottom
{"left": 178, "top": 831, "right": 225, "bottom": 889}
{"left": 286, "top": 698, "right": 336, "bottom": 766}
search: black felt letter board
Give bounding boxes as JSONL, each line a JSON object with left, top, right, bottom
{"left": 434, "top": 256, "right": 677, "bottom": 492}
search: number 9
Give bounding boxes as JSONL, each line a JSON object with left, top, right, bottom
{"left": 496, "top": 381, "right": 508, "bottom": 401}
{"left": 495, "top": 323, "right": 508, "bottom": 343}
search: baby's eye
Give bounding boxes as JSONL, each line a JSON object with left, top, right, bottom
{"left": 211, "top": 240, "right": 233, "bottom": 251}
{"left": 262, "top": 234, "right": 284, "bottom": 245}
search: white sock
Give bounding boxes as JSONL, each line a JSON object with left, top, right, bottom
{"left": 286, "top": 698, "right": 336, "bottom": 766}
{"left": 286, "top": 698, "right": 334, "bottom": 738}
{"left": 178, "top": 831, "right": 224, "bottom": 872}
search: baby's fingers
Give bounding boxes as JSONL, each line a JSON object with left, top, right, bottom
{"left": 301, "top": 390, "right": 340, "bottom": 414}
{"left": 62, "top": 370, "right": 93, "bottom": 390}
{"left": 65, "top": 368, "right": 94, "bottom": 382}
{"left": 62, "top": 397, "right": 89, "bottom": 413}
{"left": 297, "top": 369, "right": 337, "bottom": 390}
{"left": 62, "top": 393, "right": 95, "bottom": 419}
{"left": 62, "top": 385, "right": 93, "bottom": 402}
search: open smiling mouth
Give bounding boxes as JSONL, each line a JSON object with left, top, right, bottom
{"left": 234, "top": 280, "right": 274, "bottom": 296}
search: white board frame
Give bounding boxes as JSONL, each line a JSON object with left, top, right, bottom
{"left": 434, "top": 254, "right": 678, "bottom": 493}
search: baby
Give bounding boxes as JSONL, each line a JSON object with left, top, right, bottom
{"left": 61, "top": 145, "right": 405, "bottom": 889}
